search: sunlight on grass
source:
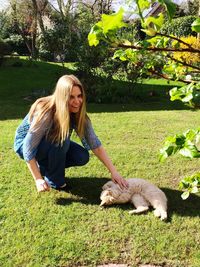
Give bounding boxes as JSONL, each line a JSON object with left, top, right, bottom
{"left": 0, "top": 59, "right": 200, "bottom": 267}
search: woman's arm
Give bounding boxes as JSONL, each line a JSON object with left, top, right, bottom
{"left": 92, "top": 145, "right": 128, "bottom": 188}
{"left": 27, "top": 158, "right": 50, "bottom": 192}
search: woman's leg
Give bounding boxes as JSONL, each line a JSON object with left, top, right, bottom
{"left": 36, "top": 138, "right": 70, "bottom": 188}
{"left": 65, "top": 141, "right": 89, "bottom": 168}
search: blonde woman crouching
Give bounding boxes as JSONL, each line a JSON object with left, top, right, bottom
{"left": 14, "top": 75, "right": 128, "bottom": 192}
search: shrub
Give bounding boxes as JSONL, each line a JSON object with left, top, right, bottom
{"left": 173, "top": 36, "right": 200, "bottom": 64}
{"left": 5, "top": 34, "right": 29, "bottom": 55}
{"left": 38, "top": 48, "right": 54, "bottom": 61}
{"left": 0, "top": 39, "right": 10, "bottom": 65}
{"left": 0, "top": 39, "right": 10, "bottom": 56}
{"left": 161, "top": 16, "right": 197, "bottom": 37}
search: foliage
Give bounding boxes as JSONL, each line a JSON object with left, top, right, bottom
{"left": 0, "top": 39, "right": 11, "bottom": 57}
{"left": 0, "top": 10, "right": 28, "bottom": 55}
{"left": 88, "top": 9, "right": 200, "bottom": 84}
{"left": 38, "top": 27, "right": 64, "bottom": 61}
{"left": 192, "top": 18, "right": 200, "bottom": 33}
{"left": 172, "top": 36, "right": 200, "bottom": 64}
{"left": 0, "top": 11, "right": 10, "bottom": 39}
{"left": 180, "top": 173, "right": 200, "bottom": 200}
{"left": 188, "top": 0, "right": 200, "bottom": 16}
{"left": 131, "top": 18, "right": 146, "bottom": 41}
{"left": 1, "top": 59, "right": 200, "bottom": 266}
{"left": 159, "top": 129, "right": 200, "bottom": 162}
{"left": 0, "top": 39, "right": 10, "bottom": 66}
{"left": 159, "top": 128, "right": 200, "bottom": 198}
{"left": 170, "top": 83, "right": 200, "bottom": 108}
{"left": 4, "top": 34, "right": 29, "bottom": 55}
{"left": 87, "top": 0, "right": 200, "bottom": 199}
{"left": 161, "top": 16, "right": 197, "bottom": 37}
{"left": 88, "top": 8, "right": 127, "bottom": 46}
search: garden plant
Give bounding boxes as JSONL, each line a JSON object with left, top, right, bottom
{"left": 88, "top": 0, "right": 200, "bottom": 199}
{"left": 0, "top": 0, "right": 200, "bottom": 266}
{"left": 0, "top": 53, "right": 200, "bottom": 267}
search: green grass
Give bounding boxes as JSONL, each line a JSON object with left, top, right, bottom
{"left": 0, "top": 58, "right": 200, "bottom": 267}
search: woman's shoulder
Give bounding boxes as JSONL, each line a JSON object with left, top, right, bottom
{"left": 34, "top": 96, "right": 52, "bottom": 110}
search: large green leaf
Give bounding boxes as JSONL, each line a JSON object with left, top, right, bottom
{"left": 192, "top": 18, "right": 200, "bottom": 33}
{"left": 88, "top": 25, "right": 103, "bottom": 46}
{"left": 181, "top": 191, "right": 190, "bottom": 200}
{"left": 99, "top": 8, "right": 127, "bottom": 35}
{"left": 88, "top": 8, "right": 127, "bottom": 47}
{"left": 137, "top": 0, "right": 151, "bottom": 10}
{"left": 143, "top": 13, "right": 164, "bottom": 30}
{"left": 179, "top": 145, "right": 199, "bottom": 159}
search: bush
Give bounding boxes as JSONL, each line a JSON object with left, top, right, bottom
{"left": 172, "top": 36, "right": 200, "bottom": 64}
{"left": 38, "top": 48, "right": 54, "bottom": 61}
{"left": 161, "top": 16, "right": 197, "bottom": 37}
{"left": 0, "top": 39, "right": 10, "bottom": 56}
{"left": 5, "top": 34, "right": 29, "bottom": 55}
{"left": 0, "top": 39, "right": 10, "bottom": 65}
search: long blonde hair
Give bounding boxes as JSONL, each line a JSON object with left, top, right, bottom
{"left": 29, "top": 74, "right": 87, "bottom": 144}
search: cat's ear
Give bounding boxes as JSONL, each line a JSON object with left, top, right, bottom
{"left": 102, "top": 181, "right": 114, "bottom": 190}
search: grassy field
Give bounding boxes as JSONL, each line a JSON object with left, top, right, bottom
{"left": 0, "top": 58, "right": 200, "bottom": 267}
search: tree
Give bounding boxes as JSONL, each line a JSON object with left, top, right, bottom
{"left": 87, "top": 0, "right": 200, "bottom": 198}
{"left": 9, "top": 0, "right": 38, "bottom": 57}
{"left": 188, "top": 0, "right": 200, "bottom": 16}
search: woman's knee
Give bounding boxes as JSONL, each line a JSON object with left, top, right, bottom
{"left": 79, "top": 149, "right": 89, "bottom": 166}
{"left": 65, "top": 143, "right": 90, "bottom": 167}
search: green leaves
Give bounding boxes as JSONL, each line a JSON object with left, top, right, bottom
{"left": 159, "top": 129, "right": 200, "bottom": 162}
{"left": 191, "top": 18, "right": 200, "bottom": 33}
{"left": 158, "top": 0, "right": 176, "bottom": 20}
{"left": 179, "top": 173, "right": 200, "bottom": 199}
{"left": 99, "top": 8, "right": 127, "bottom": 34}
{"left": 88, "top": 25, "right": 104, "bottom": 47}
{"left": 160, "top": 127, "right": 200, "bottom": 199}
{"left": 88, "top": 8, "right": 127, "bottom": 47}
{"left": 169, "top": 83, "right": 200, "bottom": 108}
{"left": 113, "top": 48, "right": 138, "bottom": 62}
{"left": 136, "top": 0, "right": 151, "bottom": 10}
{"left": 142, "top": 13, "right": 164, "bottom": 31}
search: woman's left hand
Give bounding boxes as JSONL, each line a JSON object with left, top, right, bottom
{"left": 111, "top": 171, "right": 128, "bottom": 189}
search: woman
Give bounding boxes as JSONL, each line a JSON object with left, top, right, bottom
{"left": 14, "top": 74, "right": 128, "bottom": 192}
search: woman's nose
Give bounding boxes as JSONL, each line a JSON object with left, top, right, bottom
{"left": 74, "top": 97, "right": 79, "bottom": 104}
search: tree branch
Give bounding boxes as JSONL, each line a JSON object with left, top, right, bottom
{"left": 149, "top": 69, "right": 190, "bottom": 84}
{"left": 117, "top": 43, "right": 200, "bottom": 53}
{"left": 156, "top": 32, "right": 193, "bottom": 49}
{"left": 149, "top": 69, "right": 198, "bottom": 84}
{"left": 167, "top": 54, "right": 200, "bottom": 71}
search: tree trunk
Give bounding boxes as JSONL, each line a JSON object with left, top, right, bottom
{"left": 31, "top": 0, "right": 48, "bottom": 46}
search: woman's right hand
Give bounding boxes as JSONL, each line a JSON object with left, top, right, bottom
{"left": 35, "top": 179, "right": 50, "bottom": 192}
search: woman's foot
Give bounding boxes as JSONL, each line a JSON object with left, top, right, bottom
{"left": 57, "top": 183, "right": 72, "bottom": 192}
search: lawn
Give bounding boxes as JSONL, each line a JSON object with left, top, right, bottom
{"left": 0, "top": 58, "right": 200, "bottom": 267}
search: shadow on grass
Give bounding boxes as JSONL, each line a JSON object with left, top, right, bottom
{"left": 0, "top": 100, "right": 190, "bottom": 121}
{"left": 55, "top": 177, "right": 200, "bottom": 218}
{"left": 162, "top": 187, "right": 200, "bottom": 219}
{"left": 87, "top": 101, "right": 190, "bottom": 114}
{"left": 0, "top": 57, "right": 191, "bottom": 120}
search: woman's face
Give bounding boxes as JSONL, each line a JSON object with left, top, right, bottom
{"left": 68, "top": 85, "right": 83, "bottom": 113}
